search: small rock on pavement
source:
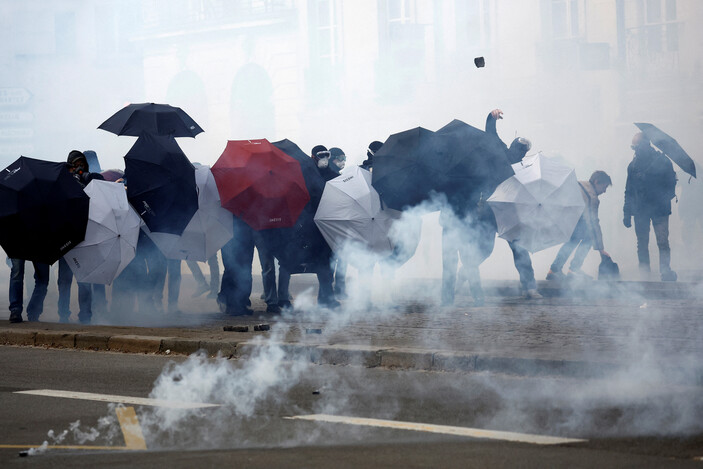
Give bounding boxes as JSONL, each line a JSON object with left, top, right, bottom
{"left": 254, "top": 324, "right": 270, "bottom": 331}
{"left": 223, "top": 325, "right": 249, "bottom": 332}
{"left": 306, "top": 328, "right": 322, "bottom": 334}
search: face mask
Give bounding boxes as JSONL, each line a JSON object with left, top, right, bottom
{"left": 317, "top": 157, "right": 329, "bottom": 169}
{"left": 333, "top": 159, "right": 345, "bottom": 170}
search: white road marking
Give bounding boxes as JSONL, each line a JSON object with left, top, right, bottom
{"left": 14, "top": 389, "right": 220, "bottom": 409}
{"left": 286, "top": 414, "right": 587, "bottom": 445}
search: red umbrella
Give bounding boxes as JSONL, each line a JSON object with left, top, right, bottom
{"left": 211, "top": 139, "right": 310, "bottom": 230}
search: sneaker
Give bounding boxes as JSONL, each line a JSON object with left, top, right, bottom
{"left": 9, "top": 311, "right": 22, "bottom": 324}
{"left": 661, "top": 270, "right": 678, "bottom": 282}
{"left": 191, "top": 283, "right": 210, "bottom": 298}
{"left": 266, "top": 303, "right": 281, "bottom": 314}
{"left": 567, "top": 269, "right": 592, "bottom": 281}
{"left": 546, "top": 270, "right": 566, "bottom": 281}
{"left": 523, "top": 289, "right": 543, "bottom": 299}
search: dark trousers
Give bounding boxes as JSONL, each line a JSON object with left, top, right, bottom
{"left": 57, "top": 257, "right": 93, "bottom": 323}
{"left": 508, "top": 240, "right": 536, "bottom": 291}
{"left": 9, "top": 259, "right": 49, "bottom": 320}
{"left": 634, "top": 214, "right": 671, "bottom": 273}
{"left": 254, "top": 233, "right": 277, "bottom": 306}
{"left": 276, "top": 261, "right": 336, "bottom": 306}
{"left": 111, "top": 242, "right": 151, "bottom": 315}
{"left": 219, "top": 217, "right": 254, "bottom": 311}
{"left": 441, "top": 226, "right": 486, "bottom": 305}
{"left": 154, "top": 259, "right": 182, "bottom": 311}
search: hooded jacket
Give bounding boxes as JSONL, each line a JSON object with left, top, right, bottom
{"left": 623, "top": 146, "right": 676, "bottom": 218}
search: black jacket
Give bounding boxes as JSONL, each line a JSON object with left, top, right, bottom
{"left": 623, "top": 146, "right": 677, "bottom": 218}
{"left": 485, "top": 113, "right": 526, "bottom": 164}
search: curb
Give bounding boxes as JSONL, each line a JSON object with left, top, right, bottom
{"left": 2, "top": 329, "right": 701, "bottom": 385}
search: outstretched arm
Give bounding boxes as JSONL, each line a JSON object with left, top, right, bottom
{"left": 485, "top": 108, "right": 503, "bottom": 137}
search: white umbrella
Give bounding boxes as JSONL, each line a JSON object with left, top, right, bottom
{"left": 144, "top": 165, "right": 233, "bottom": 261}
{"left": 64, "top": 180, "right": 141, "bottom": 284}
{"left": 487, "top": 152, "right": 585, "bottom": 253}
{"left": 314, "top": 166, "right": 401, "bottom": 258}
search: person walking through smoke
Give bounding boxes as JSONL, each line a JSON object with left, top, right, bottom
{"left": 57, "top": 150, "right": 105, "bottom": 324}
{"left": 485, "top": 108, "right": 542, "bottom": 299}
{"left": 546, "top": 170, "right": 612, "bottom": 281}
{"left": 623, "top": 132, "right": 678, "bottom": 281}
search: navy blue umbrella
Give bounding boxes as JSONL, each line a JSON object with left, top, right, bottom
{"left": 99, "top": 103, "right": 204, "bottom": 138}
{"left": 124, "top": 133, "right": 198, "bottom": 235}
{"left": 0, "top": 156, "right": 89, "bottom": 264}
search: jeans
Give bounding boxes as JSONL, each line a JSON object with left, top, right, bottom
{"left": 634, "top": 214, "right": 671, "bottom": 273}
{"left": 219, "top": 217, "right": 254, "bottom": 312}
{"left": 508, "top": 240, "right": 536, "bottom": 291}
{"left": 550, "top": 218, "right": 592, "bottom": 273}
{"left": 254, "top": 232, "right": 277, "bottom": 306}
{"left": 9, "top": 259, "right": 49, "bottom": 320}
{"left": 441, "top": 225, "right": 488, "bottom": 305}
{"left": 154, "top": 259, "right": 182, "bottom": 311}
{"left": 57, "top": 257, "right": 93, "bottom": 322}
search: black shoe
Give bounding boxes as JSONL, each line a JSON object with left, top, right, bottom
{"left": 266, "top": 304, "right": 281, "bottom": 314}
{"left": 661, "top": 270, "right": 678, "bottom": 282}
{"left": 9, "top": 311, "right": 22, "bottom": 324}
{"left": 278, "top": 300, "right": 293, "bottom": 309}
{"left": 226, "top": 307, "right": 254, "bottom": 317}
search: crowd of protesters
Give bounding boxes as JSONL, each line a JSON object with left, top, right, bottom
{"left": 5, "top": 107, "right": 683, "bottom": 324}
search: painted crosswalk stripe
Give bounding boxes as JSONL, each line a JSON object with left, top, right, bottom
{"left": 14, "top": 389, "right": 220, "bottom": 409}
{"left": 286, "top": 414, "right": 586, "bottom": 445}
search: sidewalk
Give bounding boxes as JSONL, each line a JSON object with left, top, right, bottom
{"left": 1, "top": 279, "right": 702, "bottom": 385}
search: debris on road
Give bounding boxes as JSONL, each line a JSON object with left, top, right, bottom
{"left": 306, "top": 328, "right": 322, "bottom": 334}
{"left": 254, "top": 324, "right": 270, "bottom": 331}
{"left": 223, "top": 325, "right": 249, "bottom": 332}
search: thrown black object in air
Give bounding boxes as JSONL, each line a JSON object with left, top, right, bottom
{"left": 124, "top": 133, "right": 198, "bottom": 235}
{"left": 99, "top": 102, "right": 204, "bottom": 138}
{"left": 635, "top": 122, "right": 696, "bottom": 178}
{"left": 0, "top": 156, "right": 89, "bottom": 264}
{"left": 474, "top": 57, "right": 485, "bottom": 68}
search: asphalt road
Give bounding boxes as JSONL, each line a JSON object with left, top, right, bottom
{"left": 1, "top": 346, "right": 702, "bottom": 468}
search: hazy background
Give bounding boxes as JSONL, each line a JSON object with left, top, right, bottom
{"left": 1, "top": 0, "right": 702, "bottom": 281}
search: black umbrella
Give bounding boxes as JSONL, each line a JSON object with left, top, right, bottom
{"left": 257, "top": 139, "right": 331, "bottom": 273}
{"left": 99, "top": 103, "right": 204, "bottom": 138}
{"left": 124, "top": 133, "right": 198, "bottom": 235}
{"left": 635, "top": 123, "right": 696, "bottom": 178}
{"left": 371, "top": 127, "right": 447, "bottom": 210}
{"left": 0, "top": 156, "right": 89, "bottom": 264}
{"left": 435, "top": 119, "right": 515, "bottom": 214}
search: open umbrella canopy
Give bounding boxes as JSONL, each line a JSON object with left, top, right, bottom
{"left": 63, "top": 180, "right": 141, "bottom": 284}
{"left": 487, "top": 153, "right": 585, "bottom": 253}
{"left": 272, "top": 138, "right": 326, "bottom": 208}
{"left": 315, "top": 166, "right": 401, "bottom": 259}
{"left": 371, "top": 126, "right": 447, "bottom": 210}
{"left": 98, "top": 102, "right": 204, "bottom": 138}
{"left": 0, "top": 156, "right": 89, "bottom": 264}
{"left": 143, "top": 165, "right": 233, "bottom": 261}
{"left": 124, "top": 132, "right": 198, "bottom": 235}
{"left": 211, "top": 139, "right": 310, "bottom": 231}
{"left": 635, "top": 122, "right": 696, "bottom": 178}
{"left": 435, "top": 119, "right": 514, "bottom": 212}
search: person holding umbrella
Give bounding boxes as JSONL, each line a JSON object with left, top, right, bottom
{"left": 546, "top": 171, "right": 613, "bottom": 281}
{"left": 57, "top": 151, "right": 105, "bottom": 324}
{"left": 485, "top": 109, "right": 542, "bottom": 299}
{"left": 624, "top": 132, "right": 678, "bottom": 281}
{"left": 360, "top": 141, "right": 383, "bottom": 171}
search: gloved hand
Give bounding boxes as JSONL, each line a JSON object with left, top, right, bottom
{"left": 623, "top": 216, "right": 632, "bottom": 228}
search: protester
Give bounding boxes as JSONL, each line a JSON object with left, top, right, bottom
{"left": 153, "top": 258, "right": 183, "bottom": 314}
{"left": 327, "top": 147, "right": 348, "bottom": 299}
{"left": 57, "top": 150, "right": 105, "bottom": 324}
{"left": 485, "top": 109, "right": 542, "bottom": 299}
{"left": 623, "top": 132, "right": 678, "bottom": 281}
{"left": 254, "top": 232, "right": 281, "bottom": 313}
{"left": 547, "top": 171, "right": 612, "bottom": 281}
{"left": 360, "top": 140, "right": 383, "bottom": 171}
